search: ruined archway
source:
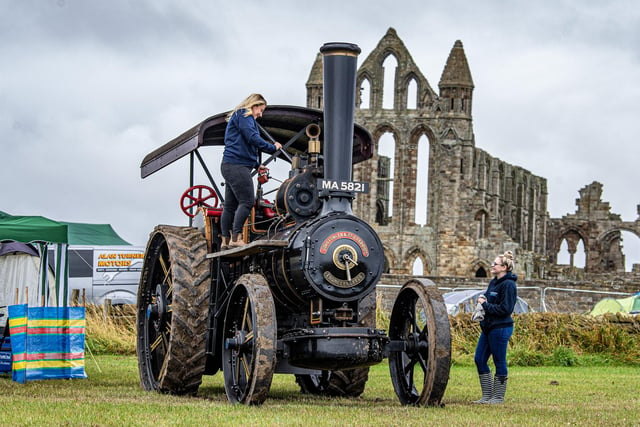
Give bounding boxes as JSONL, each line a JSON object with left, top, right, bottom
{"left": 555, "top": 227, "right": 587, "bottom": 267}
{"left": 382, "top": 53, "right": 398, "bottom": 109}
{"left": 620, "top": 230, "right": 640, "bottom": 272}
{"left": 373, "top": 125, "right": 400, "bottom": 225}
{"left": 383, "top": 245, "right": 398, "bottom": 274}
{"left": 470, "top": 259, "right": 490, "bottom": 278}
{"left": 598, "top": 226, "right": 640, "bottom": 273}
{"left": 405, "top": 247, "right": 430, "bottom": 276}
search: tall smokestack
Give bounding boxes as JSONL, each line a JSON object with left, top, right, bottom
{"left": 319, "top": 42, "right": 361, "bottom": 214}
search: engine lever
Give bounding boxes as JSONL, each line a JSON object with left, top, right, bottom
{"left": 344, "top": 259, "right": 352, "bottom": 282}
{"left": 254, "top": 123, "right": 308, "bottom": 175}
{"left": 341, "top": 254, "right": 358, "bottom": 283}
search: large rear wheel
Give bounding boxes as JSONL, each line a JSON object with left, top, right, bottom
{"left": 136, "top": 225, "right": 210, "bottom": 395}
{"left": 222, "top": 274, "right": 277, "bottom": 405}
{"left": 388, "top": 279, "right": 451, "bottom": 406}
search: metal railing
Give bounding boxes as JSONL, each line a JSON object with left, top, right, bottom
{"left": 376, "top": 283, "right": 635, "bottom": 314}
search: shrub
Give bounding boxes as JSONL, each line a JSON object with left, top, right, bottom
{"left": 446, "top": 312, "right": 640, "bottom": 366}
{"left": 551, "top": 346, "right": 579, "bottom": 366}
{"left": 85, "top": 304, "right": 136, "bottom": 355}
{"left": 508, "top": 348, "right": 546, "bottom": 366}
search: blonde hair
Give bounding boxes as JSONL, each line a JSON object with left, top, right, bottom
{"left": 497, "top": 250, "right": 515, "bottom": 272}
{"left": 226, "top": 93, "right": 267, "bottom": 121}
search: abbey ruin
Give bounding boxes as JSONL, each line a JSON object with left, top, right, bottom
{"left": 306, "top": 29, "right": 639, "bottom": 310}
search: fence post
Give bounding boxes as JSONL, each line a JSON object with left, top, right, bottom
{"left": 71, "top": 289, "right": 80, "bottom": 307}
{"left": 102, "top": 299, "right": 112, "bottom": 323}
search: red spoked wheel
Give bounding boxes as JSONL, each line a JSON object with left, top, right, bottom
{"left": 180, "top": 185, "right": 219, "bottom": 217}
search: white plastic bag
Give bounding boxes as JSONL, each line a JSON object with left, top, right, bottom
{"left": 471, "top": 302, "right": 485, "bottom": 322}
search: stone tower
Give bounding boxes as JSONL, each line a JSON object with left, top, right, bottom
{"left": 306, "top": 28, "right": 548, "bottom": 278}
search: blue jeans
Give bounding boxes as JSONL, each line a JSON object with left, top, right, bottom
{"left": 220, "top": 163, "right": 255, "bottom": 237}
{"left": 474, "top": 326, "right": 513, "bottom": 376}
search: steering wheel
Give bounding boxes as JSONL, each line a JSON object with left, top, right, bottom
{"left": 180, "top": 185, "right": 219, "bottom": 217}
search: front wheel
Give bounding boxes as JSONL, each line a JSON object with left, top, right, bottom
{"left": 388, "top": 279, "right": 451, "bottom": 406}
{"left": 222, "top": 274, "right": 277, "bottom": 405}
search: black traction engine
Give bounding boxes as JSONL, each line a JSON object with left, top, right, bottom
{"left": 135, "top": 42, "right": 451, "bottom": 406}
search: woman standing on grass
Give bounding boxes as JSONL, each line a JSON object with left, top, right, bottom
{"left": 473, "top": 250, "right": 518, "bottom": 404}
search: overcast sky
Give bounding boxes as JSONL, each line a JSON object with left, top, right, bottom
{"left": 1, "top": 0, "right": 639, "bottom": 267}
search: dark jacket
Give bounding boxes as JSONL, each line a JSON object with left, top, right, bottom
{"left": 223, "top": 110, "right": 277, "bottom": 168}
{"left": 480, "top": 271, "right": 518, "bottom": 333}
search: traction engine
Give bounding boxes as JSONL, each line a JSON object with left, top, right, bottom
{"left": 136, "top": 42, "right": 451, "bottom": 405}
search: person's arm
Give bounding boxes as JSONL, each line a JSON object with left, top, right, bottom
{"left": 236, "top": 114, "right": 279, "bottom": 153}
{"left": 482, "top": 282, "right": 517, "bottom": 317}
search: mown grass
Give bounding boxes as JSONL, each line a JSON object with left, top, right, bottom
{"left": 2, "top": 306, "right": 640, "bottom": 425}
{"left": 1, "top": 356, "right": 639, "bottom": 426}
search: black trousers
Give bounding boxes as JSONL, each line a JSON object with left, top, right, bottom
{"left": 220, "top": 163, "right": 255, "bottom": 237}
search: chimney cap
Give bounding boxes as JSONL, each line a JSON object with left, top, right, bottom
{"left": 320, "top": 42, "right": 361, "bottom": 56}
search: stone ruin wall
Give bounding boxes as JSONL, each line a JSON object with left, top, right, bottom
{"left": 306, "top": 28, "right": 640, "bottom": 313}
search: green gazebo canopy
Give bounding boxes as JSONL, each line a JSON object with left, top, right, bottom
{"left": 0, "top": 211, "right": 130, "bottom": 245}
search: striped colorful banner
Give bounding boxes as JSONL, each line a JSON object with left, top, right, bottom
{"left": 8, "top": 304, "right": 87, "bottom": 383}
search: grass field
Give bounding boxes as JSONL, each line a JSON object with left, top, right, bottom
{"left": 1, "top": 355, "right": 639, "bottom": 426}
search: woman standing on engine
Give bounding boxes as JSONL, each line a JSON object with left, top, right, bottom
{"left": 473, "top": 250, "right": 518, "bottom": 404}
{"left": 220, "top": 93, "right": 281, "bottom": 249}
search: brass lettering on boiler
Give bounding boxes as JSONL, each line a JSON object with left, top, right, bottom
{"left": 323, "top": 271, "right": 365, "bottom": 288}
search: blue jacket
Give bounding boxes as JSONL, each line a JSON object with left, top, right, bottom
{"left": 480, "top": 271, "right": 518, "bottom": 333}
{"left": 222, "top": 110, "right": 277, "bottom": 168}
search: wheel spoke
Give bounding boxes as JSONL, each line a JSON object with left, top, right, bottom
{"left": 184, "top": 199, "right": 200, "bottom": 210}
{"left": 241, "top": 356, "right": 250, "bottom": 380}
{"left": 416, "top": 350, "right": 428, "bottom": 372}
{"left": 404, "top": 358, "right": 415, "bottom": 385}
{"left": 150, "top": 334, "right": 163, "bottom": 352}
{"left": 241, "top": 297, "right": 249, "bottom": 331}
{"left": 409, "top": 309, "right": 418, "bottom": 333}
{"left": 234, "top": 354, "right": 241, "bottom": 385}
{"left": 159, "top": 255, "right": 173, "bottom": 290}
{"left": 166, "top": 283, "right": 174, "bottom": 298}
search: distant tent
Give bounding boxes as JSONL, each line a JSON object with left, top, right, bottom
{"left": 0, "top": 248, "right": 56, "bottom": 328}
{"left": 589, "top": 293, "right": 640, "bottom": 316}
{"left": 0, "top": 215, "right": 68, "bottom": 244}
{"left": 0, "top": 215, "right": 68, "bottom": 307}
{"left": 0, "top": 241, "right": 38, "bottom": 257}
{"left": 0, "top": 211, "right": 131, "bottom": 307}
{"left": 63, "top": 222, "right": 130, "bottom": 246}
{"left": 0, "top": 212, "right": 130, "bottom": 246}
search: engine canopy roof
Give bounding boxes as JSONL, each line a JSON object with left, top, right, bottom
{"left": 140, "top": 105, "right": 374, "bottom": 178}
